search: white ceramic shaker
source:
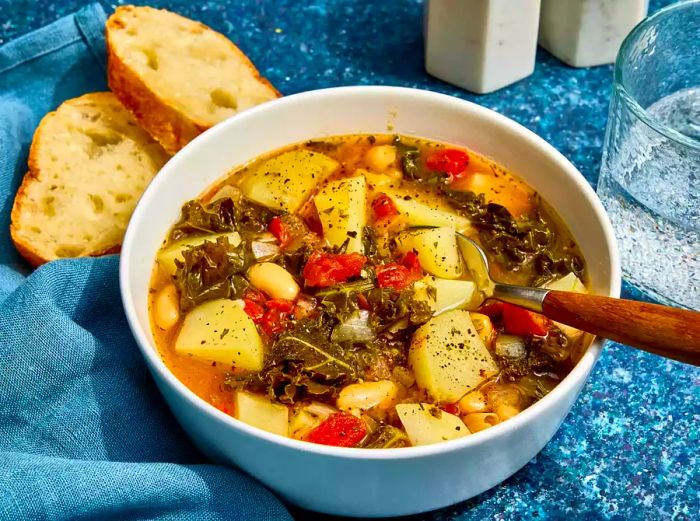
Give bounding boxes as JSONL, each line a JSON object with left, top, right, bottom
{"left": 538, "top": 0, "right": 649, "bottom": 67}
{"left": 424, "top": 0, "right": 542, "bottom": 94}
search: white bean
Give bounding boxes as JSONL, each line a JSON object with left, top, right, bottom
{"left": 337, "top": 380, "right": 398, "bottom": 416}
{"left": 154, "top": 284, "right": 180, "bottom": 330}
{"left": 247, "top": 262, "right": 300, "bottom": 301}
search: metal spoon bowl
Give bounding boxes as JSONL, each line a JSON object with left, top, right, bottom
{"left": 407, "top": 226, "right": 700, "bottom": 365}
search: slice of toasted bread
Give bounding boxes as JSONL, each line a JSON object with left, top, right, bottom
{"left": 10, "top": 92, "right": 169, "bottom": 266}
{"left": 106, "top": 5, "right": 281, "bottom": 154}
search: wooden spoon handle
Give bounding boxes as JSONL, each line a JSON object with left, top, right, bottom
{"left": 542, "top": 290, "right": 700, "bottom": 365}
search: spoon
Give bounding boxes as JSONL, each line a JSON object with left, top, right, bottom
{"left": 452, "top": 232, "right": 700, "bottom": 366}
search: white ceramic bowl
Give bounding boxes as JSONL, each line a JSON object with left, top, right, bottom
{"left": 120, "top": 86, "right": 621, "bottom": 517}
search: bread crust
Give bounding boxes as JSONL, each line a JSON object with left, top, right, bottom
{"left": 14, "top": 104, "right": 60, "bottom": 266}
{"left": 106, "top": 5, "right": 281, "bottom": 154}
{"left": 11, "top": 171, "right": 46, "bottom": 267}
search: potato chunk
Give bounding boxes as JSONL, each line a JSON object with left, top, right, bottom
{"left": 545, "top": 272, "right": 586, "bottom": 293}
{"left": 409, "top": 310, "right": 498, "bottom": 402}
{"left": 383, "top": 188, "right": 470, "bottom": 230}
{"left": 545, "top": 273, "right": 587, "bottom": 340}
{"left": 414, "top": 275, "right": 480, "bottom": 315}
{"left": 157, "top": 232, "right": 240, "bottom": 275}
{"left": 314, "top": 175, "right": 367, "bottom": 253}
{"left": 396, "top": 403, "right": 469, "bottom": 446}
{"left": 395, "top": 227, "right": 463, "bottom": 279}
{"left": 237, "top": 150, "right": 338, "bottom": 212}
{"left": 359, "top": 168, "right": 394, "bottom": 188}
{"left": 235, "top": 391, "right": 289, "bottom": 437}
{"left": 175, "top": 298, "right": 263, "bottom": 371}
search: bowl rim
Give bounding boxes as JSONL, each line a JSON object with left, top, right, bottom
{"left": 120, "top": 85, "right": 622, "bottom": 460}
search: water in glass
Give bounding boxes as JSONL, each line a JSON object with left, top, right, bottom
{"left": 598, "top": 87, "right": 700, "bottom": 309}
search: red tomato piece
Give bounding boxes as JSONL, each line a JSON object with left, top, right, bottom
{"left": 356, "top": 293, "right": 371, "bottom": 311}
{"left": 268, "top": 216, "right": 290, "bottom": 246}
{"left": 242, "top": 299, "right": 265, "bottom": 324}
{"left": 401, "top": 250, "right": 422, "bottom": 274}
{"left": 266, "top": 299, "right": 294, "bottom": 312}
{"left": 441, "top": 403, "right": 460, "bottom": 415}
{"left": 261, "top": 308, "right": 290, "bottom": 336}
{"left": 502, "top": 303, "right": 550, "bottom": 337}
{"left": 376, "top": 251, "right": 423, "bottom": 290}
{"left": 303, "top": 251, "right": 367, "bottom": 288}
{"left": 376, "top": 263, "right": 410, "bottom": 289}
{"left": 371, "top": 194, "right": 399, "bottom": 219}
{"left": 305, "top": 412, "right": 367, "bottom": 447}
{"left": 304, "top": 213, "right": 324, "bottom": 236}
{"left": 243, "top": 289, "right": 267, "bottom": 305}
{"left": 217, "top": 403, "right": 233, "bottom": 415}
{"left": 425, "top": 148, "right": 469, "bottom": 179}
{"left": 478, "top": 300, "right": 504, "bottom": 319}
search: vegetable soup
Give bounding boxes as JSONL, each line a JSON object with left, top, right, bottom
{"left": 149, "top": 135, "right": 589, "bottom": 448}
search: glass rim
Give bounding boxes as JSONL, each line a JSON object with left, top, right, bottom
{"left": 614, "top": 0, "right": 700, "bottom": 151}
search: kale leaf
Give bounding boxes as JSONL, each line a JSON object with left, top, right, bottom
{"left": 362, "top": 226, "right": 380, "bottom": 260}
{"left": 393, "top": 136, "right": 449, "bottom": 186}
{"left": 361, "top": 425, "right": 409, "bottom": 448}
{"left": 170, "top": 198, "right": 237, "bottom": 241}
{"left": 496, "top": 329, "right": 572, "bottom": 382}
{"left": 170, "top": 196, "right": 276, "bottom": 242}
{"left": 173, "top": 236, "right": 251, "bottom": 312}
{"left": 253, "top": 315, "right": 359, "bottom": 404}
{"left": 441, "top": 188, "right": 584, "bottom": 286}
{"left": 366, "top": 287, "right": 433, "bottom": 331}
{"left": 315, "top": 278, "right": 375, "bottom": 322}
{"left": 304, "top": 140, "right": 340, "bottom": 153}
{"left": 393, "top": 136, "right": 422, "bottom": 180}
{"left": 362, "top": 225, "right": 393, "bottom": 264}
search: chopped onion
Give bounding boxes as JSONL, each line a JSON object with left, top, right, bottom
{"left": 304, "top": 401, "right": 338, "bottom": 418}
{"left": 331, "top": 310, "right": 375, "bottom": 343}
{"left": 255, "top": 232, "right": 277, "bottom": 242}
{"left": 251, "top": 240, "right": 281, "bottom": 261}
{"left": 494, "top": 334, "right": 527, "bottom": 359}
{"left": 209, "top": 184, "right": 242, "bottom": 203}
{"left": 385, "top": 317, "right": 410, "bottom": 334}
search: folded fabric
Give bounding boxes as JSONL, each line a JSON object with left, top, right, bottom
{"left": 0, "top": 5, "right": 291, "bottom": 520}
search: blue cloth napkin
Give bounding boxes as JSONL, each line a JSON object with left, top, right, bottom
{"left": 0, "top": 5, "right": 292, "bottom": 520}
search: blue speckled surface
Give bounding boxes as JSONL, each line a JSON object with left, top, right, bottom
{"left": 1, "top": 1, "right": 697, "bottom": 519}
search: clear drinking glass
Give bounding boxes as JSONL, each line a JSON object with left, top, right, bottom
{"left": 597, "top": 0, "right": 700, "bottom": 310}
